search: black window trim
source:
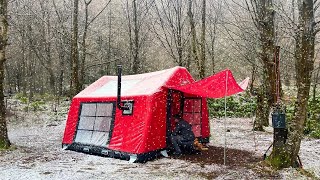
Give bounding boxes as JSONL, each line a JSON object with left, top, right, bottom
{"left": 73, "top": 101, "right": 116, "bottom": 146}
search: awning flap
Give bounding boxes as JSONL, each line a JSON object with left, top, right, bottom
{"left": 167, "top": 69, "right": 249, "bottom": 99}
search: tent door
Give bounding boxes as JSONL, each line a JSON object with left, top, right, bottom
{"left": 166, "top": 90, "right": 183, "bottom": 146}
{"left": 182, "top": 98, "right": 202, "bottom": 137}
{"left": 166, "top": 90, "right": 203, "bottom": 145}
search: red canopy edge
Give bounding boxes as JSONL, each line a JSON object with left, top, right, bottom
{"left": 166, "top": 69, "right": 249, "bottom": 99}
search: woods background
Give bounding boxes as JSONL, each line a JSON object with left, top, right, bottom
{"left": 6, "top": 0, "right": 319, "bottom": 98}
{"left": 1, "top": 0, "right": 320, "bottom": 169}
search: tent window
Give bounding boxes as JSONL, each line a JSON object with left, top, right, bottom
{"left": 81, "top": 103, "right": 96, "bottom": 116}
{"left": 75, "top": 102, "right": 115, "bottom": 146}
{"left": 183, "top": 98, "right": 202, "bottom": 137}
{"left": 78, "top": 117, "right": 95, "bottom": 130}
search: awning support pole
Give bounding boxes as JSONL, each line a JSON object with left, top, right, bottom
{"left": 224, "top": 71, "right": 228, "bottom": 166}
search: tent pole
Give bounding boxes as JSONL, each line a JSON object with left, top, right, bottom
{"left": 224, "top": 71, "right": 228, "bottom": 166}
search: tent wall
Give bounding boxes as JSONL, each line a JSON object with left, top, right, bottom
{"left": 144, "top": 90, "right": 168, "bottom": 152}
{"left": 108, "top": 95, "right": 151, "bottom": 154}
{"left": 63, "top": 96, "right": 151, "bottom": 154}
{"left": 62, "top": 98, "right": 83, "bottom": 144}
{"left": 200, "top": 98, "right": 210, "bottom": 141}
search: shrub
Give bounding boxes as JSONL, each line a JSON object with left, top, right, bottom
{"left": 208, "top": 93, "right": 256, "bottom": 118}
{"left": 208, "top": 92, "right": 320, "bottom": 139}
{"left": 30, "top": 100, "right": 45, "bottom": 111}
{"left": 285, "top": 96, "right": 320, "bottom": 139}
{"left": 15, "top": 93, "right": 28, "bottom": 104}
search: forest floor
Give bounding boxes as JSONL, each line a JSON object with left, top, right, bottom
{"left": 0, "top": 98, "right": 319, "bottom": 180}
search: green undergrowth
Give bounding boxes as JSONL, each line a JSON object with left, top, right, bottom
{"left": 0, "top": 140, "right": 11, "bottom": 150}
{"left": 10, "top": 93, "right": 70, "bottom": 124}
{"left": 208, "top": 93, "right": 256, "bottom": 118}
{"left": 15, "top": 93, "right": 47, "bottom": 111}
{"left": 14, "top": 93, "right": 67, "bottom": 112}
{"left": 208, "top": 93, "right": 320, "bottom": 139}
{"left": 285, "top": 96, "right": 320, "bottom": 139}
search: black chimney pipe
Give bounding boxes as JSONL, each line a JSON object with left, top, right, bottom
{"left": 117, "top": 65, "right": 129, "bottom": 110}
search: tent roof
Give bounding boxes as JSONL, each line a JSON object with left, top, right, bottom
{"left": 75, "top": 66, "right": 194, "bottom": 98}
{"left": 75, "top": 67, "right": 248, "bottom": 99}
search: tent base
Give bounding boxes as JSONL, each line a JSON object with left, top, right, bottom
{"left": 62, "top": 143, "right": 163, "bottom": 163}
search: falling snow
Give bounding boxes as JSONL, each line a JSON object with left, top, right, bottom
{"left": 0, "top": 98, "right": 319, "bottom": 179}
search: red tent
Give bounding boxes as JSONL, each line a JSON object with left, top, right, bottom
{"left": 62, "top": 66, "right": 247, "bottom": 162}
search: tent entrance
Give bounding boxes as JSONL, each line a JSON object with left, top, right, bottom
{"left": 166, "top": 89, "right": 203, "bottom": 143}
{"left": 182, "top": 98, "right": 202, "bottom": 137}
{"left": 74, "top": 102, "right": 116, "bottom": 147}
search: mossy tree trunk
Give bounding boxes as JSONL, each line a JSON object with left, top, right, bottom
{"left": 254, "top": 87, "right": 265, "bottom": 131}
{"left": 258, "top": 1, "right": 277, "bottom": 127}
{"left": 0, "top": 0, "right": 10, "bottom": 149}
{"left": 247, "top": 0, "right": 277, "bottom": 129}
{"left": 269, "top": 0, "right": 316, "bottom": 168}
{"left": 254, "top": 72, "right": 271, "bottom": 130}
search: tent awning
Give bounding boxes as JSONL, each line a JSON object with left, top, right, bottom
{"left": 166, "top": 69, "right": 249, "bottom": 98}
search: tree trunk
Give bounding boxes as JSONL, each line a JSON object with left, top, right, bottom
{"left": 20, "top": 27, "right": 27, "bottom": 97}
{"left": 199, "top": 0, "right": 206, "bottom": 79}
{"left": 269, "top": 0, "right": 315, "bottom": 168}
{"left": 28, "top": 56, "right": 35, "bottom": 101}
{"left": 126, "top": 0, "right": 133, "bottom": 73}
{"left": 132, "top": 0, "right": 140, "bottom": 74}
{"left": 177, "top": 10, "right": 183, "bottom": 66}
{"left": 209, "top": 24, "right": 216, "bottom": 74}
{"left": 0, "top": 0, "right": 10, "bottom": 149}
{"left": 70, "top": 0, "right": 80, "bottom": 97}
{"left": 80, "top": 2, "right": 90, "bottom": 89}
{"left": 188, "top": 0, "right": 200, "bottom": 78}
{"left": 261, "top": 27, "right": 276, "bottom": 127}
{"left": 249, "top": 64, "right": 256, "bottom": 94}
{"left": 312, "top": 63, "right": 320, "bottom": 102}
{"left": 255, "top": 69, "right": 270, "bottom": 130}
{"left": 250, "top": 0, "right": 277, "bottom": 127}
{"left": 254, "top": 87, "right": 265, "bottom": 131}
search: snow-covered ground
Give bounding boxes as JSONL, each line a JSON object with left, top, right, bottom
{"left": 0, "top": 99, "right": 319, "bottom": 179}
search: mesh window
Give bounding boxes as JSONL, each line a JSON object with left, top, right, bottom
{"left": 78, "top": 117, "right": 95, "bottom": 130}
{"left": 183, "top": 98, "right": 202, "bottom": 137}
{"left": 75, "top": 102, "right": 115, "bottom": 146}
{"left": 80, "top": 103, "right": 96, "bottom": 116}
{"left": 91, "top": 132, "right": 109, "bottom": 146}
{"left": 75, "top": 130, "right": 92, "bottom": 144}
{"left": 96, "top": 103, "right": 113, "bottom": 116}
{"left": 94, "top": 117, "right": 111, "bottom": 132}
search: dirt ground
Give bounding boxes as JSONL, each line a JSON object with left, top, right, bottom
{"left": 174, "top": 146, "right": 260, "bottom": 167}
{"left": 1, "top": 99, "right": 319, "bottom": 179}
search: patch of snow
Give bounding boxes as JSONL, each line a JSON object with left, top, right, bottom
{"left": 1, "top": 99, "right": 319, "bottom": 179}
